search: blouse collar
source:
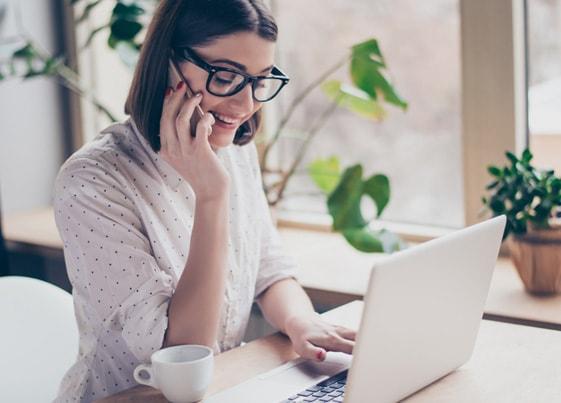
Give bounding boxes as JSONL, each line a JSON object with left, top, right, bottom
{"left": 128, "top": 117, "right": 184, "bottom": 190}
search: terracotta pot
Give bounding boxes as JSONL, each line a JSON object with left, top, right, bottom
{"left": 508, "top": 225, "right": 561, "bottom": 295}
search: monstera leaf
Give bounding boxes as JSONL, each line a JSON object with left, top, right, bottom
{"left": 308, "top": 156, "right": 342, "bottom": 195}
{"left": 320, "top": 38, "right": 407, "bottom": 120}
{"left": 309, "top": 158, "right": 403, "bottom": 253}
{"left": 350, "top": 39, "right": 408, "bottom": 108}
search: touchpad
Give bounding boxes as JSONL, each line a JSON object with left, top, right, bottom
{"left": 259, "top": 352, "right": 352, "bottom": 385}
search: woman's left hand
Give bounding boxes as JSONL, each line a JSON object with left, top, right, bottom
{"left": 284, "top": 313, "right": 357, "bottom": 362}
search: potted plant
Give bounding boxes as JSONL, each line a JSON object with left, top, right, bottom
{"left": 482, "top": 149, "right": 561, "bottom": 295}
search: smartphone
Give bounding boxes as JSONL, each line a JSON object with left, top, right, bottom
{"left": 168, "top": 57, "right": 205, "bottom": 138}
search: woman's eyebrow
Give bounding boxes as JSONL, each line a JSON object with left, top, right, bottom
{"left": 210, "top": 58, "right": 273, "bottom": 74}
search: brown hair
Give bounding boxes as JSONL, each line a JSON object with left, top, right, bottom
{"left": 125, "top": 0, "right": 278, "bottom": 150}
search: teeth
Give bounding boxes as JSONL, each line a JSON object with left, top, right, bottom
{"left": 211, "top": 112, "right": 239, "bottom": 125}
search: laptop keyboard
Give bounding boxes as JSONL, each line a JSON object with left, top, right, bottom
{"left": 279, "top": 370, "right": 348, "bottom": 402}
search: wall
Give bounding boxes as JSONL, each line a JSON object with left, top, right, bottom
{"left": 0, "top": 0, "right": 67, "bottom": 215}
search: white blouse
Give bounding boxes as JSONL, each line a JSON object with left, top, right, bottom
{"left": 53, "top": 118, "right": 298, "bottom": 402}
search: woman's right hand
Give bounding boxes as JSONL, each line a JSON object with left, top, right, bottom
{"left": 159, "top": 83, "right": 230, "bottom": 202}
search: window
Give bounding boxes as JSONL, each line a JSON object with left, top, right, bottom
{"left": 527, "top": 0, "right": 561, "bottom": 174}
{"left": 270, "top": 0, "right": 464, "bottom": 228}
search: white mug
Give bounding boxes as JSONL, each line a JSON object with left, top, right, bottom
{"left": 133, "top": 344, "right": 214, "bottom": 403}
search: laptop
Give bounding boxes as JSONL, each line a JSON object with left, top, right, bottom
{"left": 205, "top": 215, "right": 506, "bottom": 403}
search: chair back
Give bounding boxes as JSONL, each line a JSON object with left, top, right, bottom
{"left": 0, "top": 276, "right": 78, "bottom": 402}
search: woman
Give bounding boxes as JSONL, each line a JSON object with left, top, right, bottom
{"left": 54, "top": 1, "right": 356, "bottom": 401}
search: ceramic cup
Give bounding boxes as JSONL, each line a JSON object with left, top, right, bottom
{"left": 133, "top": 344, "right": 214, "bottom": 403}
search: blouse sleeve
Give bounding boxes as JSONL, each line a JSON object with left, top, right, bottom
{"left": 53, "top": 157, "right": 174, "bottom": 362}
{"left": 246, "top": 144, "right": 299, "bottom": 300}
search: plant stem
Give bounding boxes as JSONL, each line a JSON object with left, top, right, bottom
{"left": 55, "top": 61, "right": 118, "bottom": 122}
{"left": 260, "top": 53, "right": 350, "bottom": 172}
{"left": 27, "top": 37, "right": 119, "bottom": 122}
{"left": 271, "top": 95, "right": 342, "bottom": 206}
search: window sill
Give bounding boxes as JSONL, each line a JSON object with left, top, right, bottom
{"left": 276, "top": 209, "right": 456, "bottom": 243}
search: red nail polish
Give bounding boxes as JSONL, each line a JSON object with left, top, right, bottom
{"left": 165, "top": 87, "right": 172, "bottom": 97}
{"left": 316, "top": 350, "right": 324, "bottom": 360}
{"left": 176, "top": 81, "right": 184, "bottom": 90}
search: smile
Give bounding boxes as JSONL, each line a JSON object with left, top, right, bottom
{"left": 210, "top": 111, "right": 243, "bottom": 126}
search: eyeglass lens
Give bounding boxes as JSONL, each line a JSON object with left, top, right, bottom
{"left": 209, "top": 70, "right": 284, "bottom": 101}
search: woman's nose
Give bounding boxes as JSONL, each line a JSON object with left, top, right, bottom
{"left": 229, "top": 83, "right": 255, "bottom": 112}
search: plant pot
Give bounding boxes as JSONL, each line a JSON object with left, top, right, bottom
{"left": 507, "top": 226, "right": 561, "bottom": 295}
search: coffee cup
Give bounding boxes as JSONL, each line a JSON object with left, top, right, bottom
{"left": 133, "top": 344, "right": 214, "bottom": 403}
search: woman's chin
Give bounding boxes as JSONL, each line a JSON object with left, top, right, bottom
{"left": 209, "top": 126, "right": 236, "bottom": 149}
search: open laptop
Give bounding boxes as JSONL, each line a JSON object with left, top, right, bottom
{"left": 205, "top": 215, "right": 506, "bottom": 403}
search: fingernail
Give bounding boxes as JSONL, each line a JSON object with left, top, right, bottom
{"left": 195, "top": 92, "right": 202, "bottom": 97}
{"left": 165, "top": 87, "right": 173, "bottom": 97}
{"left": 176, "top": 81, "right": 184, "bottom": 90}
{"left": 316, "top": 350, "right": 325, "bottom": 360}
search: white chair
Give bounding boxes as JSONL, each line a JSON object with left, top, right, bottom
{"left": 0, "top": 276, "right": 78, "bottom": 403}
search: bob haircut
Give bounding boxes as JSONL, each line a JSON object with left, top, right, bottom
{"left": 125, "top": 0, "right": 278, "bottom": 150}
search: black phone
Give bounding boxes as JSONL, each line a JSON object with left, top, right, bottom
{"left": 169, "top": 58, "right": 204, "bottom": 138}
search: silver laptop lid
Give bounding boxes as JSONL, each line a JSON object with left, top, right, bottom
{"left": 345, "top": 216, "right": 506, "bottom": 403}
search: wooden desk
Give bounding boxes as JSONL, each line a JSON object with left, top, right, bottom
{"left": 5, "top": 208, "right": 561, "bottom": 329}
{"left": 99, "top": 300, "right": 561, "bottom": 402}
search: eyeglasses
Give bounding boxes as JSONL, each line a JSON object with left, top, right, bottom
{"left": 172, "top": 47, "right": 290, "bottom": 102}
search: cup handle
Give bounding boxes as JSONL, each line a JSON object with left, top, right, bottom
{"left": 133, "top": 364, "right": 157, "bottom": 388}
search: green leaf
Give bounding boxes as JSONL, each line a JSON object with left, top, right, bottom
{"left": 112, "top": 2, "right": 145, "bottom": 20}
{"left": 327, "top": 165, "right": 367, "bottom": 230}
{"left": 342, "top": 227, "right": 403, "bottom": 253}
{"left": 363, "top": 174, "right": 390, "bottom": 217}
{"left": 351, "top": 39, "right": 385, "bottom": 67}
{"left": 12, "top": 44, "right": 36, "bottom": 59}
{"left": 342, "top": 228, "right": 384, "bottom": 253}
{"left": 486, "top": 180, "right": 499, "bottom": 190}
{"left": 321, "top": 80, "right": 386, "bottom": 120}
{"left": 505, "top": 151, "right": 518, "bottom": 165}
{"left": 350, "top": 38, "right": 407, "bottom": 110}
{"left": 490, "top": 197, "right": 506, "bottom": 214}
{"left": 308, "top": 156, "right": 341, "bottom": 195}
{"left": 521, "top": 148, "right": 533, "bottom": 164}
{"left": 110, "top": 19, "right": 142, "bottom": 42}
{"left": 41, "top": 56, "right": 63, "bottom": 75}
{"left": 487, "top": 166, "right": 502, "bottom": 178}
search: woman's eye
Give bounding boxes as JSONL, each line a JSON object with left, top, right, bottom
{"left": 214, "top": 77, "right": 234, "bottom": 86}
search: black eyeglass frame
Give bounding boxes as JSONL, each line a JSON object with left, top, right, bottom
{"left": 172, "top": 47, "right": 290, "bottom": 102}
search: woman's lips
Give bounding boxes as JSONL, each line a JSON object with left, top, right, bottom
{"left": 210, "top": 111, "right": 244, "bottom": 130}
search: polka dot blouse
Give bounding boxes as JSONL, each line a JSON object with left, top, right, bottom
{"left": 53, "top": 118, "right": 298, "bottom": 402}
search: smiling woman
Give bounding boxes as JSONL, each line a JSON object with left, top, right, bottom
{"left": 52, "top": 1, "right": 356, "bottom": 402}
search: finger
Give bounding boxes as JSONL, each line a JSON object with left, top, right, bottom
{"left": 159, "top": 86, "right": 178, "bottom": 150}
{"left": 194, "top": 112, "right": 215, "bottom": 144}
{"left": 335, "top": 326, "right": 357, "bottom": 341}
{"left": 326, "top": 336, "right": 354, "bottom": 355}
{"left": 299, "top": 341, "right": 327, "bottom": 362}
{"left": 176, "top": 91, "right": 203, "bottom": 143}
